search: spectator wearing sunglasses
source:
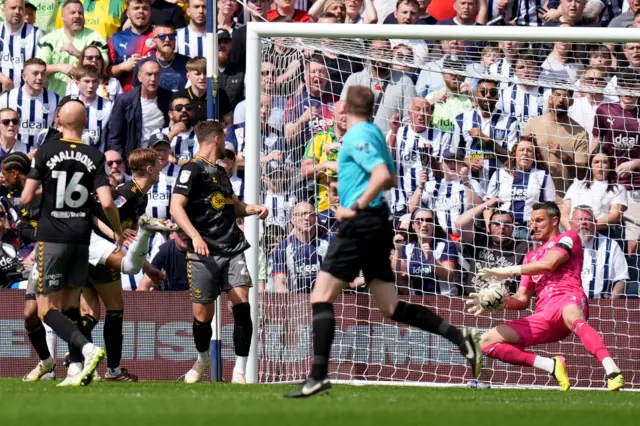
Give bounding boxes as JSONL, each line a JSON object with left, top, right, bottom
{"left": 104, "top": 150, "right": 130, "bottom": 185}
{"left": 450, "top": 79, "right": 518, "bottom": 193}
{"left": 161, "top": 96, "right": 197, "bottom": 165}
{"left": 456, "top": 200, "right": 529, "bottom": 295}
{"left": 66, "top": 46, "right": 124, "bottom": 101}
{"left": 217, "top": 141, "right": 243, "bottom": 199}
{"left": 133, "top": 23, "right": 189, "bottom": 92}
{"left": 0, "top": 108, "right": 27, "bottom": 164}
{"left": 392, "top": 208, "right": 458, "bottom": 296}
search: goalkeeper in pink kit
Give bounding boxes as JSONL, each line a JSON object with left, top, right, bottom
{"left": 466, "top": 202, "right": 624, "bottom": 391}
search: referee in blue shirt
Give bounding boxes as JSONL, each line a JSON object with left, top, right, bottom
{"left": 285, "top": 86, "right": 483, "bottom": 398}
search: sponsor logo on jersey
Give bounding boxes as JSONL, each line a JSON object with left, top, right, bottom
{"left": 613, "top": 133, "right": 638, "bottom": 149}
{"left": 210, "top": 192, "right": 233, "bottom": 210}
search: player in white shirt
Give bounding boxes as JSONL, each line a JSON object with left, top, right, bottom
{"left": 450, "top": 79, "right": 518, "bottom": 192}
{"left": 146, "top": 133, "right": 181, "bottom": 220}
{"left": 570, "top": 206, "right": 629, "bottom": 299}
{"left": 0, "top": 58, "right": 58, "bottom": 151}
{"left": 0, "top": 0, "right": 43, "bottom": 89}
{"left": 497, "top": 55, "right": 549, "bottom": 131}
{"left": 72, "top": 65, "right": 113, "bottom": 150}
{"left": 176, "top": 0, "right": 206, "bottom": 58}
{"left": 387, "top": 98, "right": 452, "bottom": 214}
{"left": 161, "top": 96, "right": 198, "bottom": 165}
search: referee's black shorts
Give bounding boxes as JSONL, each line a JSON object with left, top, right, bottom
{"left": 320, "top": 206, "right": 395, "bottom": 284}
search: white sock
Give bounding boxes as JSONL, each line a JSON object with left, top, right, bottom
{"left": 197, "top": 351, "right": 209, "bottom": 364}
{"left": 602, "top": 357, "right": 620, "bottom": 375}
{"left": 533, "top": 356, "right": 555, "bottom": 374}
{"left": 81, "top": 342, "right": 96, "bottom": 359}
{"left": 44, "top": 323, "right": 56, "bottom": 357}
{"left": 42, "top": 356, "right": 54, "bottom": 366}
{"left": 234, "top": 356, "right": 248, "bottom": 374}
{"left": 68, "top": 362, "right": 82, "bottom": 376}
{"left": 121, "top": 229, "right": 152, "bottom": 274}
{"left": 108, "top": 367, "right": 122, "bottom": 376}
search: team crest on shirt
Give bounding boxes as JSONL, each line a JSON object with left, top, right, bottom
{"left": 42, "top": 104, "right": 50, "bottom": 114}
{"left": 264, "top": 134, "right": 278, "bottom": 147}
{"left": 20, "top": 39, "right": 28, "bottom": 48}
{"left": 145, "top": 38, "right": 155, "bottom": 48}
{"left": 188, "top": 139, "right": 195, "bottom": 147}
{"left": 179, "top": 170, "right": 191, "bottom": 183}
{"left": 317, "top": 244, "right": 327, "bottom": 258}
{"left": 494, "top": 129, "right": 506, "bottom": 141}
{"left": 96, "top": 111, "right": 106, "bottom": 121}
{"left": 114, "top": 196, "right": 127, "bottom": 208}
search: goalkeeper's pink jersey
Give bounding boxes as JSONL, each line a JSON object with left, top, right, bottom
{"left": 520, "top": 230, "right": 586, "bottom": 312}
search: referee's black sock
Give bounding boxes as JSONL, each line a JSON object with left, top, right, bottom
{"left": 25, "top": 318, "right": 52, "bottom": 361}
{"left": 232, "top": 302, "right": 252, "bottom": 357}
{"left": 310, "top": 302, "right": 335, "bottom": 381}
{"left": 104, "top": 310, "right": 124, "bottom": 369}
{"left": 193, "top": 318, "right": 213, "bottom": 354}
{"left": 80, "top": 314, "right": 98, "bottom": 343}
{"left": 44, "top": 308, "right": 88, "bottom": 354}
{"left": 62, "top": 306, "right": 84, "bottom": 364}
{"left": 391, "top": 301, "right": 463, "bottom": 347}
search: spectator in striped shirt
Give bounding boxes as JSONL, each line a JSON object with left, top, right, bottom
{"left": 176, "top": 0, "right": 206, "bottom": 58}
{"left": 0, "top": 58, "right": 59, "bottom": 152}
{"left": 146, "top": 132, "right": 180, "bottom": 220}
{"left": 570, "top": 206, "right": 629, "bottom": 299}
{"left": 0, "top": 0, "right": 43, "bottom": 91}
{"left": 71, "top": 65, "right": 113, "bottom": 150}
{"left": 489, "top": 41, "right": 527, "bottom": 90}
{"left": 162, "top": 96, "right": 197, "bottom": 164}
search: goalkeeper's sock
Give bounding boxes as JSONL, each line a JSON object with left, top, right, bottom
{"left": 192, "top": 318, "right": 213, "bottom": 354}
{"left": 572, "top": 319, "right": 617, "bottom": 369}
{"left": 310, "top": 302, "right": 335, "bottom": 381}
{"left": 121, "top": 229, "right": 152, "bottom": 275}
{"left": 104, "top": 310, "right": 124, "bottom": 369}
{"left": 483, "top": 342, "right": 536, "bottom": 367}
{"left": 25, "top": 319, "right": 52, "bottom": 362}
{"left": 533, "top": 356, "right": 555, "bottom": 374}
{"left": 391, "top": 301, "right": 462, "bottom": 346}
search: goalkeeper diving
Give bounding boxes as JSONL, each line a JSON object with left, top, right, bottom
{"left": 467, "top": 201, "right": 624, "bottom": 391}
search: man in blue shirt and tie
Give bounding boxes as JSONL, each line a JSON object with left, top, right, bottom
{"left": 285, "top": 86, "right": 482, "bottom": 398}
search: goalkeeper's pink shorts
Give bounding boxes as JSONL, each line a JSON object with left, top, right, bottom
{"left": 505, "top": 294, "right": 589, "bottom": 348}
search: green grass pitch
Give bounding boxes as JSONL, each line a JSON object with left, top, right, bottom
{"left": 1, "top": 379, "right": 638, "bottom": 426}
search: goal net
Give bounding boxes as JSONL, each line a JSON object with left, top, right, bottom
{"left": 245, "top": 24, "right": 640, "bottom": 389}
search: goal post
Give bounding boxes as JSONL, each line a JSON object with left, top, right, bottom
{"left": 243, "top": 22, "right": 640, "bottom": 387}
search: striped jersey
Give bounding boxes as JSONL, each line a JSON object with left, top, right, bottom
{"left": 261, "top": 189, "right": 297, "bottom": 232}
{"left": 497, "top": 84, "right": 549, "bottom": 131}
{"left": 82, "top": 96, "right": 113, "bottom": 151}
{"left": 450, "top": 109, "right": 519, "bottom": 192}
{"left": 0, "top": 86, "right": 59, "bottom": 151}
{"left": 176, "top": 26, "right": 205, "bottom": 58}
{"left": 486, "top": 167, "right": 556, "bottom": 223}
{"left": 581, "top": 235, "right": 628, "bottom": 299}
{"left": 387, "top": 125, "right": 452, "bottom": 212}
{"left": 146, "top": 163, "right": 180, "bottom": 219}
{"left": 422, "top": 177, "right": 484, "bottom": 236}
{"left": 161, "top": 126, "right": 199, "bottom": 162}
{"left": 0, "top": 22, "right": 43, "bottom": 87}
{"left": 513, "top": 0, "right": 543, "bottom": 26}
{"left": 489, "top": 58, "right": 516, "bottom": 90}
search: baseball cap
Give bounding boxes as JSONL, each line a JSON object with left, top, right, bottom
{"left": 147, "top": 132, "right": 171, "bottom": 148}
{"left": 442, "top": 149, "right": 465, "bottom": 161}
{"left": 217, "top": 29, "right": 231, "bottom": 42}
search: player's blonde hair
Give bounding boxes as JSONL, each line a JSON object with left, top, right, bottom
{"left": 128, "top": 148, "right": 159, "bottom": 176}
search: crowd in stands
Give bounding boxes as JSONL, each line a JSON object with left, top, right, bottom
{"left": 0, "top": 0, "right": 639, "bottom": 300}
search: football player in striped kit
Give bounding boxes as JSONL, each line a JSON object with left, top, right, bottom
{"left": 450, "top": 79, "right": 519, "bottom": 192}
{"left": 176, "top": 0, "right": 206, "bottom": 58}
{"left": 146, "top": 132, "right": 181, "bottom": 221}
{"left": 69, "top": 65, "right": 112, "bottom": 150}
{"left": 162, "top": 96, "right": 197, "bottom": 165}
{"left": 387, "top": 98, "right": 452, "bottom": 216}
{"left": 0, "top": 0, "right": 43, "bottom": 90}
{"left": 0, "top": 58, "right": 59, "bottom": 151}
{"left": 497, "top": 55, "right": 549, "bottom": 132}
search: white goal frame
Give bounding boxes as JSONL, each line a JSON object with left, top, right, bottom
{"left": 243, "top": 23, "right": 640, "bottom": 385}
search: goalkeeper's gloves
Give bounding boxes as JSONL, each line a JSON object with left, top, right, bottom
{"left": 466, "top": 294, "right": 485, "bottom": 317}
{"left": 477, "top": 265, "right": 522, "bottom": 280}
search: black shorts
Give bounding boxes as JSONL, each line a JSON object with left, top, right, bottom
{"left": 28, "top": 242, "right": 89, "bottom": 294}
{"left": 87, "top": 264, "right": 121, "bottom": 287}
{"left": 320, "top": 206, "right": 395, "bottom": 284}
